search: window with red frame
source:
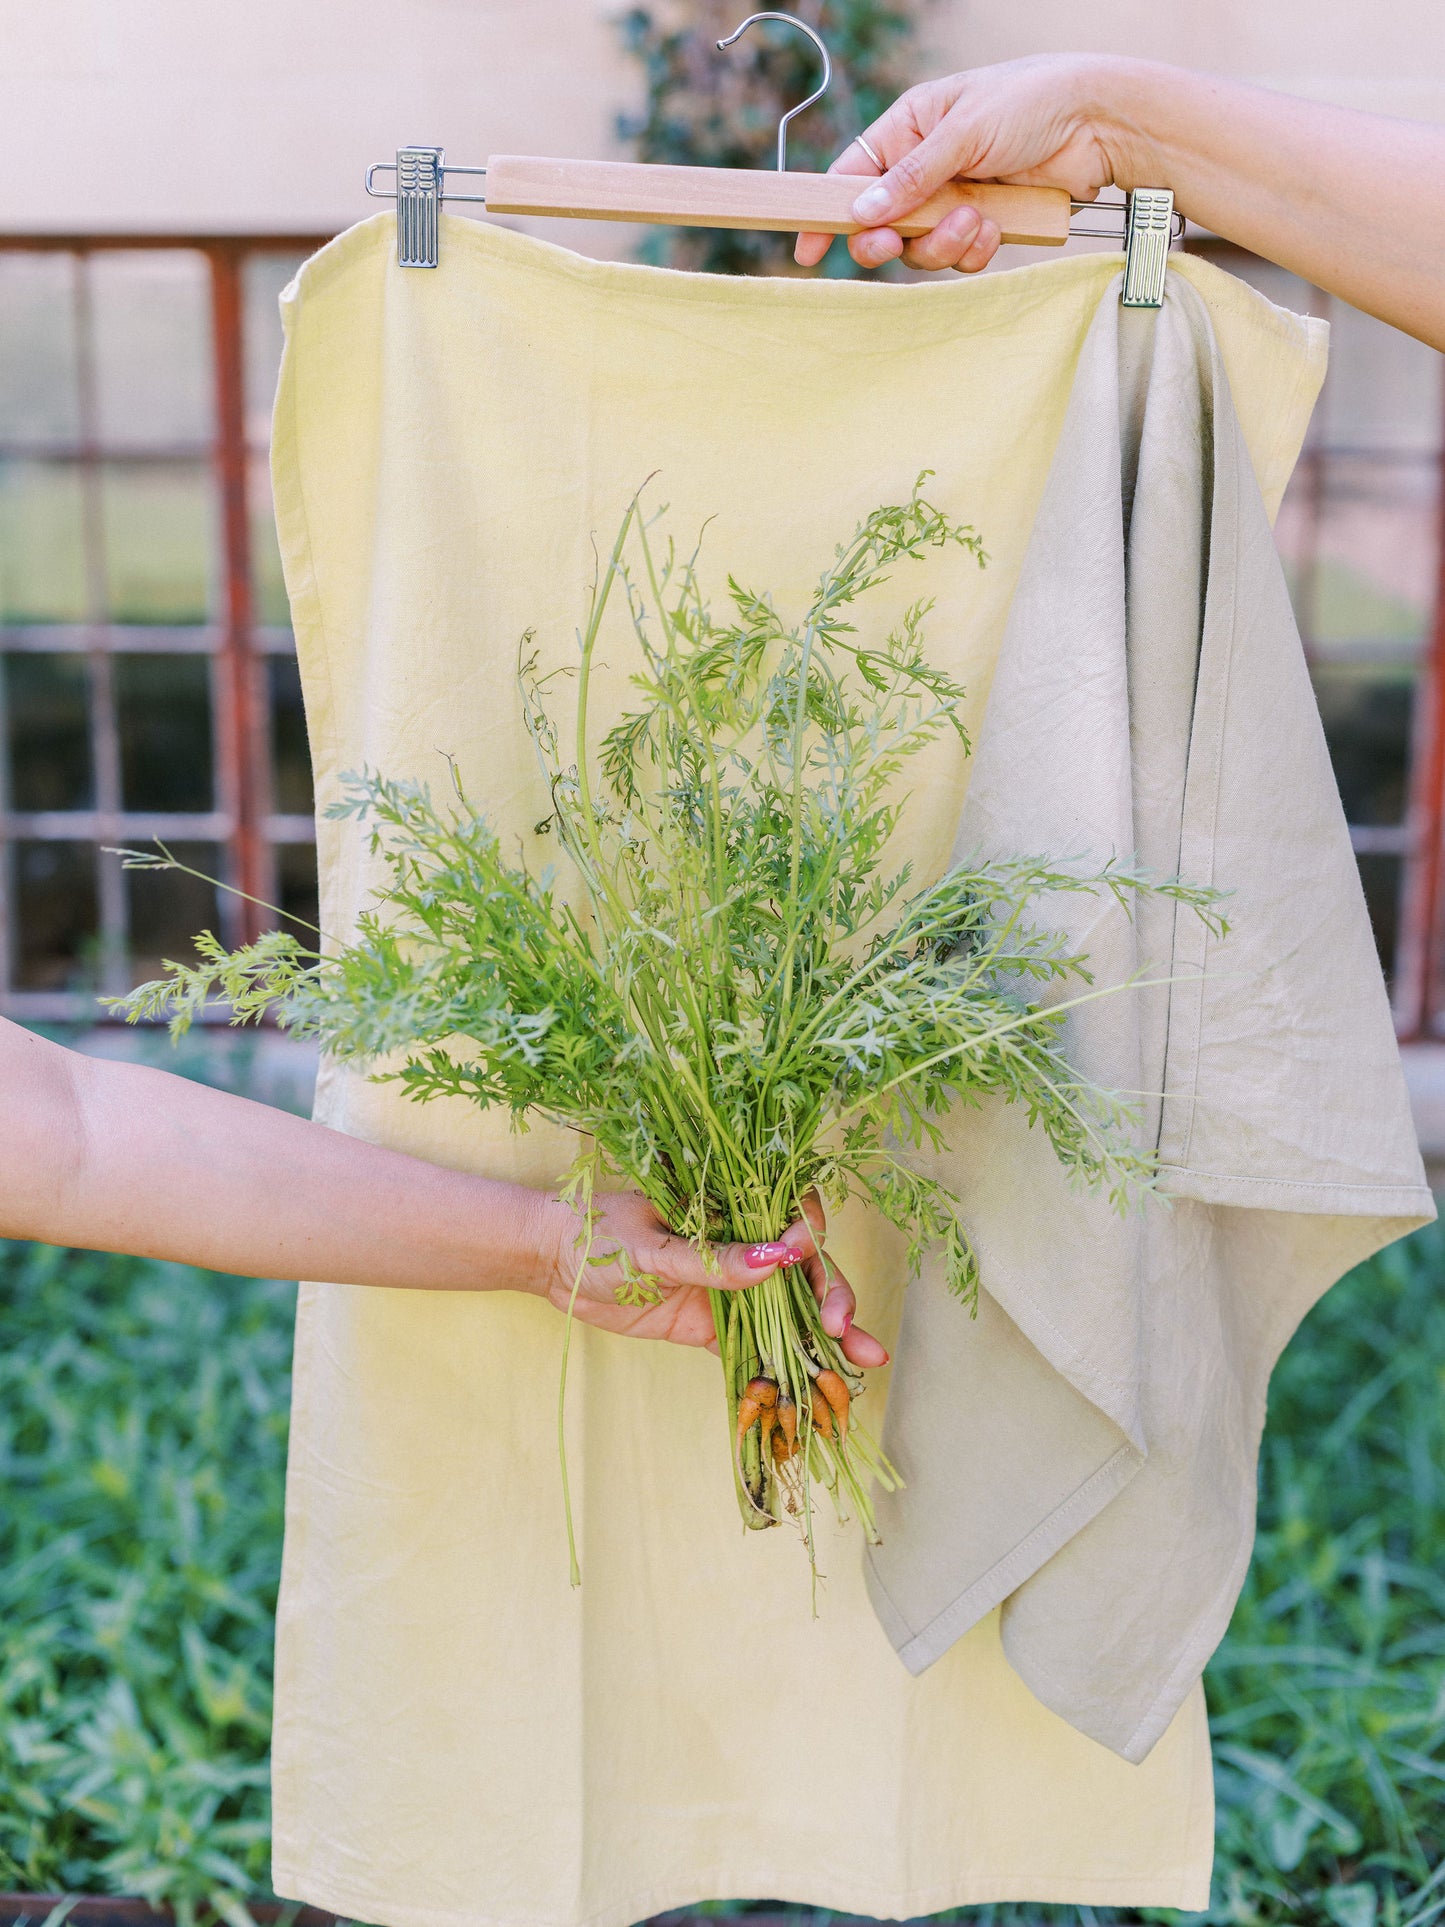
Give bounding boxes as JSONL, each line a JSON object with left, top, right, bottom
{"left": 1204, "top": 245, "right": 1445, "bottom": 1037}
{"left": 0, "top": 239, "right": 324, "bottom": 1021}
{"left": 1, "top": 236, "right": 1443, "bottom": 1031}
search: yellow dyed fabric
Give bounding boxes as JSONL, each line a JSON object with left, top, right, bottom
{"left": 268, "top": 217, "right": 1323, "bottom": 1924}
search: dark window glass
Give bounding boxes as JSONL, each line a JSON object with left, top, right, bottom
{"left": 116, "top": 653, "right": 213, "bottom": 812}
{"left": 1356, "top": 853, "right": 1403, "bottom": 985}
{"left": 268, "top": 653, "right": 312, "bottom": 814}
{"left": 1312, "top": 670, "right": 1413, "bottom": 827}
{"left": 13, "top": 840, "right": 97, "bottom": 989}
{"left": 125, "top": 840, "right": 221, "bottom": 987}
{"left": 277, "top": 841, "right": 319, "bottom": 937}
{"left": 5, "top": 653, "right": 93, "bottom": 810}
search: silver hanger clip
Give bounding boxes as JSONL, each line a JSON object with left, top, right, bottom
{"left": 1121, "top": 188, "right": 1176, "bottom": 308}
{"left": 1069, "top": 187, "right": 1181, "bottom": 308}
{"left": 366, "top": 147, "right": 489, "bottom": 268}
{"left": 394, "top": 146, "right": 443, "bottom": 270}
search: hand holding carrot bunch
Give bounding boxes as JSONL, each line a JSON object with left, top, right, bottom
{"left": 533, "top": 1187, "right": 887, "bottom": 1367}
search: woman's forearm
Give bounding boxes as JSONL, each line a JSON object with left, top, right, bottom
{"left": 1100, "top": 60, "right": 1445, "bottom": 348}
{"left": 0, "top": 1018, "right": 550, "bottom": 1291}
{"left": 0, "top": 1018, "right": 889, "bottom": 1362}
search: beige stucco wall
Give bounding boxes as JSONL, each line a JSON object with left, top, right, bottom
{"left": 1, "top": 0, "right": 1443, "bottom": 240}
{"left": 933, "top": 2, "right": 1445, "bottom": 121}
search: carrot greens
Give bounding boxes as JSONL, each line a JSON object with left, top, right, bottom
{"left": 113, "top": 480, "right": 1220, "bottom": 1569}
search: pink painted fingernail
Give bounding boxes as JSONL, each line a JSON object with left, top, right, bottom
{"left": 842, "top": 1311, "right": 854, "bottom": 1336}
{"left": 882, "top": 1350, "right": 891, "bottom": 1365}
{"left": 745, "top": 1243, "right": 791, "bottom": 1268}
{"left": 778, "top": 1247, "right": 807, "bottom": 1266}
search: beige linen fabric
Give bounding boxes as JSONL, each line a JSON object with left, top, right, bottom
{"left": 268, "top": 214, "right": 1359, "bottom": 1925}
{"left": 866, "top": 277, "right": 1434, "bottom": 1761}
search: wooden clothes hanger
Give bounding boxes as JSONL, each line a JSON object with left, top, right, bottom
{"left": 365, "top": 10, "right": 1179, "bottom": 306}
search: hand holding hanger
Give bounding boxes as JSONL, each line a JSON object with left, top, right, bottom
{"left": 794, "top": 53, "right": 1445, "bottom": 350}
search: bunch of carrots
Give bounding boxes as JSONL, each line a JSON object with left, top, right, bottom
{"left": 117, "top": 481, "right": 1217, "bottom": 1577}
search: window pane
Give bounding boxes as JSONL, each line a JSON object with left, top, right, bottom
{"left": 1356, "top": 853, "right": 1402, "bottom": 984}
{"left": 268, "top": 653, "right": 312, "bottom": 814}
{"left": 1288, "top": 456, "right": 1438, "bottom": 659}
{"left": 5, "top": 653, "right": 93, "bottom": 809}
{"left": 116, "top": 653, "right": 213, "bottom": 811}
{"left": 243, "top": 253, "right": 308, "bottom": 446}
{"left": 1273, "top": 467, "right": 1316, "bottom": 616}
{"left": 250, "top": 452, "right": 289, "bottom": 626}
{"left": 13, "top": 840, "right": 98, "bottom": 989}
{"left": 276, "top": 841, "right": 319, "bottom": 936}
{"left": 89, "top": 251, "right": 214, "bottom": 447}
{"left": 100, "top": 461, "right": 216, "bottom": 623}
{"left": 0, "top": 461, "right": 88, "bottom": 621}
{"left": 1320, "top": 302, "right": 1445, "bottom": 456}
{"left": 125, "top": 839, "right": 221, "bottom": 987}
{"left": 0, "top": 254, "right": 79, "bottom": 445}
{"left": 1312, "top": 667, "right": 1413, "bottom": 827}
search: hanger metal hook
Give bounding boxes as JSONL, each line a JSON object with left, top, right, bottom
{"left": 715, "top": 11, "right": 832, "bottom": 173}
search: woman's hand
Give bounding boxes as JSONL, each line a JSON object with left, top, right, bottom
{"left": 795, "top": 54, "right": 1125, "bottom": 275}
{"left": 533, "top": 1187, "right": 889, "bottom": 1368}
{"left": 793, "top": 55, "right": 1445, "bottom": 350}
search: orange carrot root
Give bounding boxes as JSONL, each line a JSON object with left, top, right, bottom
{"left": 810, "top": 1381, "right": 834, "bottom": 1440}
{"left": 815, "top": 1369, "right": 851, "bottom": 1442}
{"left": 777, "top": 1392, "right": 798, "bottom": 1453}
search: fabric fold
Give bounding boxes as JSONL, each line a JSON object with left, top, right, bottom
{"left": 866, "top": 270, "right": 1433, "bottom": 1763}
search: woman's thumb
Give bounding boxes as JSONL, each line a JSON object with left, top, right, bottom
{"left": 715, "top": 1238, "right": 809, "bottom": 1290}
{"left": 850, "top": 124, "right": 975, "bottom": 228}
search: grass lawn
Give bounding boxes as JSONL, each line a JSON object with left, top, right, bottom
{"left": 1, "top": 1225, "right": 1442, "bottom": 1927}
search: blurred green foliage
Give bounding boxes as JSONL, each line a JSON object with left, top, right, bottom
{"left": 1, "top": 1220, "right": 1443, "bottom": 1924}
{"left": 1191, "top": 1219, "right": 1445, "bottom": 1927}
{"left": 616, "top": 0, "right": 922, "bottom": 276}
{"left": 0, "top": 1244, "right": 289, "bottom": 1924}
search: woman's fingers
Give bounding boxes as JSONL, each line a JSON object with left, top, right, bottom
{"left": 683, "top": 1233, "right": 807, "bottom": 1291}
{"left": 836, "top": 1308, "right": 893, "bottom": 1368}
{"left": 897, "top": 205, "right": 1000, "bottom": 273}
{"left": 848, "top": 107, "right": 984, "bottom": 232}
{"left": 809, "top": 63, "right": 1120, "bottom": 277}
{"left": 794, "top": 140, "right": 881, "bottom": 267}
{"left": 839, "top": 1320, "right": 889, "bottom": 1370}
{"left": 804, "top": 1240, "right": 889, "bottom": 1365}
{"left": 775, "top": 1196, "right": 888, "bottom": 1365}
{"left": 776, "top": 1201, "right": 848, "bottom": 1335}
{"left": 815, "top": 1258, "right": 854, "bottom": 1339}
{"left": 619, "top": 1190, "right": 890, "bottom": 1366}
{"left": 587, "top": 1194, "right": 807, "bottom": 1296}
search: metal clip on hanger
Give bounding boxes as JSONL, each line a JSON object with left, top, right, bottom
{"left": 1071, "top": 188, "right": 1185, "bottom": 307}
{"left": 365, "top": 11, "right": 1180, "bottom": 306}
